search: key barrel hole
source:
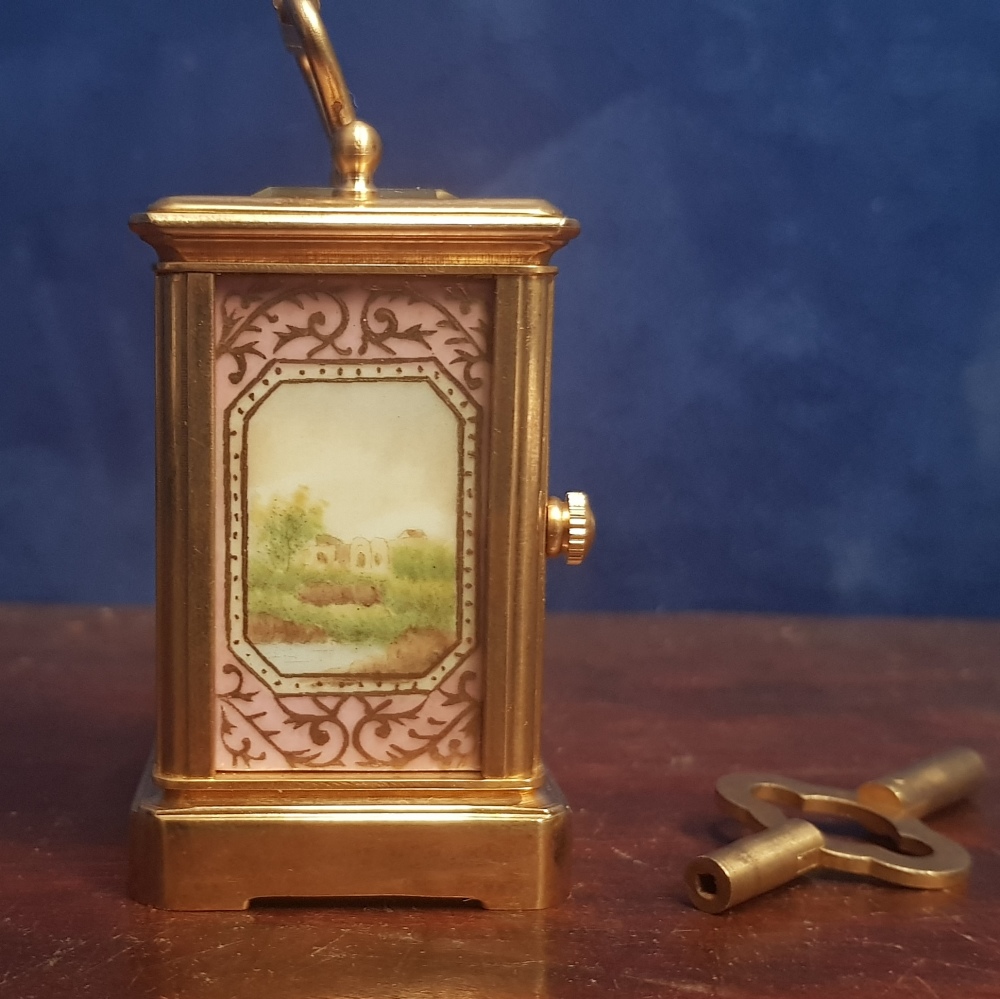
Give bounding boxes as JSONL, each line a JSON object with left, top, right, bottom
{"left": 696, "top": 872, "right": 718, "bottom": 898}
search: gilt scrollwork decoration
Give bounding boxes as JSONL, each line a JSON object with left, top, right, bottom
{"left": 351, "top": 669, "right": 480, "bottom": 768}
{"left": 358, "top": 284, "right": 490, "bottom": 391}
{"left": 219, "top": 282, "right": 356, "bottom": 382}
{"left": 219, "top": 661, "right": 480, "bottom": 770}
{"left": 217, "top": 279, "right": 491, "bottom": 391}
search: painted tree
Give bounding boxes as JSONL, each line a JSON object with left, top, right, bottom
{"left": 259, "top": 486, "right": 326, "bottom": 571}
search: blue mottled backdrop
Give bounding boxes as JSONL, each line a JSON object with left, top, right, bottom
{"left": 2, "top": 1, "right": 999, "bottom": 615}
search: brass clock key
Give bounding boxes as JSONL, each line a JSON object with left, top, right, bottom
{"left": 686, "top": 748, "right": 986, "bottom": 913}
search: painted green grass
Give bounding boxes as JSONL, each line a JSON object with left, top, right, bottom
{"left": 246, "top": 544, "right": 458, "bottom": 646}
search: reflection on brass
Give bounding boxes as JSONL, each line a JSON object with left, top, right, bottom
{"left": 125, "top": 896, "right": 550, "bottom": 999}
{"left": 685, "top": 748, "right": 987, "bottom": 914}
{"left": 546, "top": 492, "right": 595, "bottom": 565}
{"left": 273, "top": 0, "right": 382, "bottom": 195}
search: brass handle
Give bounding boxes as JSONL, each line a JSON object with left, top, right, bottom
{"left": 273, "top": 0, "right": 353, "bottom": 136}
{"left": 273, "top": 0, "right": 382, "bottom": 195}
{"left": 546, "top": 492, "right": 595, "bottom": 565}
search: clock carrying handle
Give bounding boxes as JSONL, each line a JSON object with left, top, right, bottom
{"left": 273, "top": 0, "right": 355, "bottom": 139}
{"left": 272, "top": 0, "right": 382, "bottom": 195}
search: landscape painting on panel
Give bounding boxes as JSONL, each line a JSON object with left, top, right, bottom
{"left": 244, "top": 379, "right": 460, "bottom": 678}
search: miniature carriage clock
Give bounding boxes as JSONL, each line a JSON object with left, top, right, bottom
{"left": 128, "top": 0, "right": 594, "bottom": 910}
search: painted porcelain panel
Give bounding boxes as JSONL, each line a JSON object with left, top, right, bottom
{"left": 211, "top": 276, "right": 492, "bottom": 771}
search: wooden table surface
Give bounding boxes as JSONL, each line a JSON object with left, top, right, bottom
{"left": 1, "top": 606, "right": 998, "bottom": 998}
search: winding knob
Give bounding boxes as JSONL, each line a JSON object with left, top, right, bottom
{"left": 546, "top": 492, "right": 595, "bottom": 565}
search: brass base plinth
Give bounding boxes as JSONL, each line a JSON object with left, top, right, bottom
{"left": 128, "top": 761, "right": 571, "bottom": 911}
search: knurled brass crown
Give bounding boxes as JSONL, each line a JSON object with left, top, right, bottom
{"left": 546, "top": 492, "right": 595, "bottom": 565}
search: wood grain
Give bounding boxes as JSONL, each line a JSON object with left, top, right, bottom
{"left": 0, "top": 606, "right": 997, "bottom": 997}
